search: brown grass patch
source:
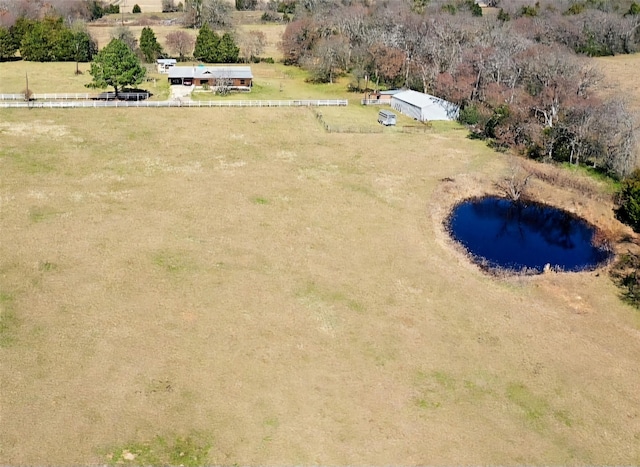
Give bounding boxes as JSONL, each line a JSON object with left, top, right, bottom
{"left": 1, "top": 107, "right": 640, "bottom": 465}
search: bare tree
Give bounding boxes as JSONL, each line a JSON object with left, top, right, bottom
{"left": 201, "top": 0, "right": 232, "bottom": 28}
{"left": 166, "top": 30, "right": 195, "bottom": 61}
{"left": 111, "top": 25, "right": 138, "bottom": 51}
{"left": 215, "top": 74, "right": 232, "bottom": 95}
{"left": 239, "top": 29, "right": 266, "bottom": 61}
{"left": 496, "top": 157, "right": 534, "bottom": 202}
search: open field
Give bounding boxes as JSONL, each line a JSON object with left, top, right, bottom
{"left": 1, "top": 93, "right": 640, "bottom": 465}
{"left": 87, "top": 15, "right": 286, "bottom": 61}
{"left": 0, "top": 62, "right": 357, "bottom": 104}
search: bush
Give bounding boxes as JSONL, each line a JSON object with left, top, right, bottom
{"left": 133, "top": 4, "right": 141, "bottom": 13}
{"left": 105, "top": 4, "right": 120, "bottom": 14}
{"left": 261, "top": 11, "right": 280, "bottom": 22}
{"left": 497, "top": 8, "right": 510, "bottom": 21}
{"left": 610, "top": 252, "right": 640, "bottom": 309}
{"left": 458, "top": 105, "right": 481, "bottom": 125}
{"left": 615, "top": 170, "right": 640, "bottom": 232}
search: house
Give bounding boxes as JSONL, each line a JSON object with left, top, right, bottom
{"left": 157, "top": 59, "right": 177, "bottom": 74}
{"left": 391, "top": 90, "right": 459, "bottom": 121}
{"left": 168, "top": 66, "right": 253, "bottom": 91}
{"left": 369, "top": 89, "right": 402, "bottom": 104}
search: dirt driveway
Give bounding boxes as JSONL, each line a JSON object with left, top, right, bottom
{"left": 170, "top": 84, "right": 194, "bottom": 101}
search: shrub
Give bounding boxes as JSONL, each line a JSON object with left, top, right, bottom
{"left": 133, "top": 4, "right": 141, "bottom": 13}
{"left": 520, "top": 5, "right": 538, "bottom": 17}
{"left": 497, "top": 8, "right": 510, "bottom": 21}
{"left": 105, "top": 4, "right": 120, "bottom": 14}
{"left": 261, "top": 11, "right": 280, "bottom": 22}
{"left": 458, "top": 105, "right": 481, "bottom": 126}
{"left": 615, "top": 170, "right": 640, "bottom": 232}
{"left": 610, "top": 252, "right": 640, "bottom": 309}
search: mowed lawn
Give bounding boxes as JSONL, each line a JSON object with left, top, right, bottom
{"left": 1, "top": 105, "right": 640, "bottom": 465}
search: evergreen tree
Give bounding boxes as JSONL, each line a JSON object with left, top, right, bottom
{"left": 139, "top": 27, "right": 163, "bottom": 62}
{"left": 20, "top": 17, "right": 63, "bottom": 61}
{"left": 0, "top": 27, "right": 18, "bottom": 61}
{"left": 10, "top": 17, "right": 35, "bottom": 52}
{"left": 218, "top": 32, "right": 239, "bottom": 63}
{"left": 87, "top": 39, "right": 146, "bottom": 96}
{"left": 194, "top": 23, "right": 220, "bottom": 62}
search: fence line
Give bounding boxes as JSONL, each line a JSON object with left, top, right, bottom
{"left": 33, "top": 93, "right": 93, "bottom": 100}
{"left": 360, "top": 99, "right": 387, "bottom": 105}
{"left": 312, "top": 108, "right": 383, "bottom": 134}
{"left": 0, "top": 99, "right": 349, "bottom": 109}
{"left": 0, "top": 94, "right": 25, "bottom": 100}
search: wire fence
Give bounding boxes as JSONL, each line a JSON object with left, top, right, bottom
{"left": 0, "top": 99, "right": 349, "bottom": 109}
{"left": 312, "top": 108, "right": 383, "bottom": 134}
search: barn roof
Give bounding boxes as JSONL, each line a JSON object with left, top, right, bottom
{"left": 168, "top": 66, "right": 253, "bottom": 80}
{"left": 392, "top": 90, "right": 459, "bottom": 121}
{"left": 392, "top": 90, "right": 450, "bottom": 108}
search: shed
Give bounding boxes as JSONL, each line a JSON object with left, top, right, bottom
{"left": 368, "top": 89, "right": 402, "bottom": 104}
{"left": 157, "top": 58, "right": 177, "bottom": 74}
{"left": 391, "top": 90, "right": 459, "bottom": 122}
{"left": 168, "top": 66, "right": 253, "bottom": 90}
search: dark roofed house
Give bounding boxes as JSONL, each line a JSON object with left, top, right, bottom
{"left": 168, "top": 66, "right": 253, "bottom": 91}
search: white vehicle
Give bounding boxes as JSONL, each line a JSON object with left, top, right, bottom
{"left": 378, "top": 109, "right": 397, "bottom": 126}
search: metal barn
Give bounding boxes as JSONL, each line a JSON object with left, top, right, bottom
{"left": 391, "top": 90, "right": 459, "bottom": 122}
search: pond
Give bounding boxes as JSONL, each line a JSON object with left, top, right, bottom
{"left": 446, "top": 196, "right": 613, "bottom": 274}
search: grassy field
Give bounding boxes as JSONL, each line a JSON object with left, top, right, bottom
{"left": 87, "top": 16, "right": 286, "bottom": 61}
{"left": 0, "top": 62, "right": 352, "bottom": 103}
{"left": 2, "top": 65, "right": 640, "bottom": 465}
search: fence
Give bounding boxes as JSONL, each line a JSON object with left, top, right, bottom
{"left": 0, "top": 94, "right": 26, "bottom": 100}
{"left": 312, "top": 109, "right": 383, "bottom": 134}
{"left": 0, "top": 93, "right": 94, "bottom": 100}
{"left": 360, "top": 99, "right": 387, "bottom": 105}
{"left": 33, "top": 93, "right": 93, "bottom": 100}
{"left": 0, "top": 99, "right": 349, "bottom": 109}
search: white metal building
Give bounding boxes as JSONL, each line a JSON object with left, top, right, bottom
{"left": 391, "top": 90, "right": 459, "bottom": 122}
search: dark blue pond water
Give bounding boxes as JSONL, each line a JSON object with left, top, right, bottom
{"left": 447, "top": 196, "right": 612, "bottom": 273}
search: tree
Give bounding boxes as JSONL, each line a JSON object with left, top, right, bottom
{"left": 193, "top": 23, "right": 220, "bottom": 62}
{"left": 166, "top": 30, "right": 194, "bottom": 61}
{"left": 20, "top": 17, "right": 60, "bottom": 61}
{"left": 616, "top": 170, "right": 640, "bottom": 232}
{"left": 239, "top": 30, "right": 266, "bottom": 62}
{"left": 218, "top": 32, "right": 239, "bottom": 63}
{"left": 111, "top": 25, "right": 137, "bottom": 51}
{"left": 132, "top": 3, "right": 141, "bottom": 13}
{"left": 235, "top": 0, "right": 257, "bottom": 10}
{"left": 140, "top": 26, "right": 163, "bottom": 62}
{"left": 201, "top": 0, "right": 232, "bottom": 28}
{"left": 162, "top": 0, "right": 179, "bottom": 12}
{"left": 305, "top": 35, "right": 350, "bottom": 83}
{"left": 185, "top": 0, "right": 231, "bottom": 28}
{"left": 0, "top": 26, "right": 18, "bottom": 60}
{"left": 86, "top": 38, "right": 146, "bottom": 96}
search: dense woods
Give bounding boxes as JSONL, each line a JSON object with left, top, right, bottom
{"left": 278, "top": 0, "right": 640, "bottom": 179}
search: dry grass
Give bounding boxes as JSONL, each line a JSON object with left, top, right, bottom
{"left": 87, "top": 17, "right": 285, "bottom": 61}
{"left": 1, "top": 103, "right": 640, "bottom": 465}
{"left": 88, "top": 23, "right": 199, "bottom": 51}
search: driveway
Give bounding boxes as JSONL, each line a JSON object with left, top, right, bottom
{"left": 170, "top": 85, "right": 194, "bottom": 101}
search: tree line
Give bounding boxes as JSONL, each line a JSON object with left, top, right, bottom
{"left": 279, "top": 0, "right": 640, "bottom": 179}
